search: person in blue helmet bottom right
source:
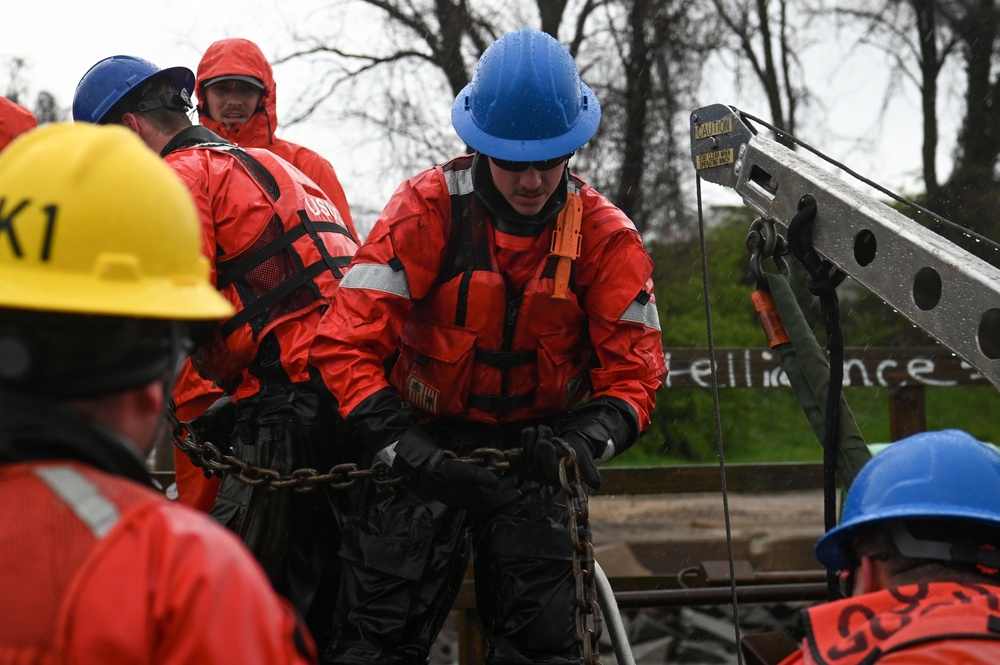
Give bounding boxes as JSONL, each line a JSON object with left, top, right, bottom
{"left": 776, "top": 429, "right": 1000, "bottom": 665}
{"left": 309, "top": 28, "right": 667, "bottom": 665}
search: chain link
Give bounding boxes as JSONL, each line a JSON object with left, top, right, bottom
{"left": 169, "top": 410, "right": 602, "bottom": 662}
{"left": 557, "top": 440, "right": 603, "bottom": 665}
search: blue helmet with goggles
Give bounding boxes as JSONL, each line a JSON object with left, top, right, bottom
{"left": 814, "top": 429, "right": 1000, "bottom": 571}
{"left": 452, "top": 29, "right": 601, "bottom": 162}
{"left": 74, "top": 55, "right": 194, "bottom": 124}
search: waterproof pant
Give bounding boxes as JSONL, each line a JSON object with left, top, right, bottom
{"left": 210, "top": 381, "right": 343, "bottom": 652}
{"left": 324, "top": 474, "right": 584, "bottom": 664}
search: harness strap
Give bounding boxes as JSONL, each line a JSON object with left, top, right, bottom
{"left": 466, "top": 392, "right": 535, "bottom": 414}
{"left": 216, "top": 220, "right": 349, "bottom": 289}
{"left": 475, "top": 348, "right": 537, "bottom": 368}
{"left": 220, "top": 255, "right": 352, "bottom": 338}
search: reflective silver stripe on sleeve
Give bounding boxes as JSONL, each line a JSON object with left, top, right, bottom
{"left": 34, "top": 465, "right": 121, "bottom": 539}
{"left": 444, "top": 168, "right": 474, "bottom": 196}
{"left": 339, "top": 263, "right": 411, "bottom": 299}
{"left": 620, "top": 298, "right": 661, "bottom": 331}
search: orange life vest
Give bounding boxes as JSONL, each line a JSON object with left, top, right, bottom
{"left": 789, "top": 582, "right": 1000, "bottom": 664}
{"left": 388, "top": 157, "right": 624, "bottom": 424}
{"left": 183, "top": 143, "right": 355, "bottom": 391}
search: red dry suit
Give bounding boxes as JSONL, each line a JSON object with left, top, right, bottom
{"left": 195, "top": 37, "right": 357, "bottom": 241}
{"left": 778, "top": 582, "right": 1000, "bottom": 664}
{"left": 174, "top": 37, "right": 358, "bottom": 511}
{"left": 312, "top": 154, "right": 665, "bottom": 440}
{"left": 157, "top": 127, "right": 354, "bottom": 644}
{"left": 0, "top": 392, "right": 316, "bottom": 665}
{"left": 163, "top": 126, "right": 356, "bottom": 399}
{"left": 0, "top": 96, "right": 37, "bottom": 153}
{"left": 311, "top": 154, "right": 666, "bottom": 664}
{"left": 166, "top": 125, "right": 355, "bottom": 511}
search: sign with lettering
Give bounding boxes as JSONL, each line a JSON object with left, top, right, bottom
{"left": 665, "top": 347, "right": 988, "bottom": 388}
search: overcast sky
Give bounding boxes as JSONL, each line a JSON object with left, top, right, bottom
{"left": 7, "top": 0, "right": 965, "bottom": 238}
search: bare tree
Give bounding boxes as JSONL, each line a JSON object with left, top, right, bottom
{"left": 931, "top": 0, "right": 1000, "bottom": 236}
{"left": 278, "top": 0, "right": 720, "bottom": 236}
{"left": 585, "top": 0, "right": 718, "bottom": 237}
{"left": 3, "top": 57, "right": 29, "bottom": 105}
{"left": 820, "top": 0, "right": 1000, "bottom": 239}
{"left": 2, "top": 57, "right": 67, "bottom": 125}
{"left": 33, "top": 91, "right": 67, "bottom": 124}
{"left": 822, "top": 0, "right": 957, "bottom": 198}
{"left": 710, "top": 0, "right": 810, "bottom": 149}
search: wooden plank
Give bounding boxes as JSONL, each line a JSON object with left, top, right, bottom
{"left": 595, "top": 463, "right": 826, "bottom": 495}
{"left": 888, "top": 385, "right": 927, "bottom": 441}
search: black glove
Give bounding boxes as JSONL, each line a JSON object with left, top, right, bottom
{"left": 188, "top": 395, "right": 236, "bottom": 447}
{"left": 187, "top": 396, "right": 236, "bottom": 478}
{"left": 520, "top": 425, "right": 602, "bottom": 490}
{"left": 391, "top": 425, "right": 520, "bottom": 513}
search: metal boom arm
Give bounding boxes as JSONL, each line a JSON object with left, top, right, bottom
{"left": 690, "top": 104, "right": 1000, "bottom": 390}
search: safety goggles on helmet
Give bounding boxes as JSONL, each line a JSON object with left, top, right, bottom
{"left": 489, "top": 153, "right": 572, "bottom": 172}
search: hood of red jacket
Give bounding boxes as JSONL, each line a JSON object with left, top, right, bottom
{"left": 195, "top": 38, "right": 276, "bottom": 146}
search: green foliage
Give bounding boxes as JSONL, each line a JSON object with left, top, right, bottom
{"left": 626, "top": 206, "right": 1000, "bottom": 467}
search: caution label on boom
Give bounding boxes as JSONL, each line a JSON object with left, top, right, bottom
{"left": 695, "top": 148, "right": 734, "bottom": 170}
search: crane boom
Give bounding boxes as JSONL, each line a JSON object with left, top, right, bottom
{"left": 690, "top": 103, "right": 1000, "bottom": 389}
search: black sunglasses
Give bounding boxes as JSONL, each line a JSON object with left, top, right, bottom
{"left": 488, "top": 153, "right": 572, "bottom": 172}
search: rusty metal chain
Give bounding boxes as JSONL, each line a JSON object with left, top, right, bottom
{"left": 556, "top": 439, "right": 604, "bottom": 665}
{"left": 168, "top": 408, "right": 399, "bottom": 490}
{"left": 169, "top": 410, "right": 601, "bottom": 660}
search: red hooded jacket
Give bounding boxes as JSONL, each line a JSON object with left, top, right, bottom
{"left": 194, "top": 38, "right": 357, "bottom": 242}
{"left": 311, "top": 156, "right": 665, "bottom": 450}
{"left": 173, "top": 39, "right": 358, "bottom": 510}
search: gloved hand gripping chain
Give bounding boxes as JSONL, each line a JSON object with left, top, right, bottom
{"left": 168, "top": 409, "right": 605, "bottom": 662}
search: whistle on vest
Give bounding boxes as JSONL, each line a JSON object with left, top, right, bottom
{"left": 550, "top": 192, "right": 583, "bottom": 300}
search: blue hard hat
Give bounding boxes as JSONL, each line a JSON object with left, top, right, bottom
{"left": 814, "top": 429, "right": 1000, "bottom": 571}
{"left": 73, "top": 55, "right": 195, "bottom": 124}
{"left": 452, "top": 29, "right": 601, "bottom": 162}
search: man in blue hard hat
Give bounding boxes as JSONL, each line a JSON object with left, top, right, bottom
{"left": 72, "top": 54, "right": 359, "bottom": 653}
{"left": 310, "top": 28, "right": 666, "bottom": 664}
{"left": 775, "top": 429, "right": 1000, "bottom": 664}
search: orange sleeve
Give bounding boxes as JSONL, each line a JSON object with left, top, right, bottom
{"left": 310, "top": 169, "right": 450, "bottom": 417}
{"left": 64, "top": 502, "right": 317, "bottom": 664}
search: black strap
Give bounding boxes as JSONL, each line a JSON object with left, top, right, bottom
{"left": 788, "top": 195, "right": 848, "bottom": 601}
{"left": 219, "top": 256, "right": 352, "bottom": 338}
{"left": 466, "top": 392, "right": 535, "bottom": 414}
{"left": 225, "top": 146, "right": 281, "bottom": 200}
{"left": 298, "top": 210, "right": 353, "bottom": 280}
{"left": 217, "top": 221, "right": 347, "bottom": 289}
{"left": 474, "top": 348, "right": 537, "bottom": 368}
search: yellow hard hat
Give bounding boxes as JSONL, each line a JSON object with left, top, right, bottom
{"left": 0, "top": 122, "right": 231, "bottom": 321}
